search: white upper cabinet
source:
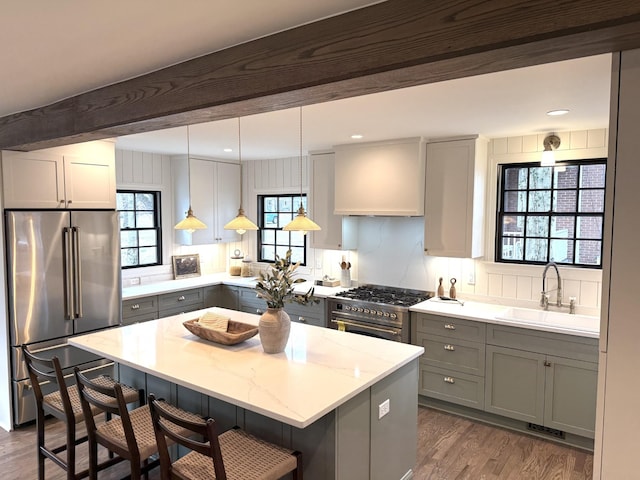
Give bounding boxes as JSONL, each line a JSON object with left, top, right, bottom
{"left": 334, "top": 138, "right": 426, "bottom": 216}
{"left": 2, "top": 140, "right": 116, "bottom": 209}
{"left": 424, "top": 135, "right": 488, "bottom": 258}
{"left": 310, "top": 151, "right": 357, "bottom": 250}
{"left": 173, "top": 156, "right": 240, "bottom": 245}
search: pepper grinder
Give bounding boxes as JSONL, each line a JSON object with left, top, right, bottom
{"left": 449, "top": 278, "right": 457, "bottom": 299}
{"left": 437, "top": 277, "right": 445, "bottom": 297}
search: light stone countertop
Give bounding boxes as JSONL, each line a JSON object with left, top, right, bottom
{"left": 410, "top": 298, "right": 600, "bottom": 339}
{"left": 122, "top": 273, "right": 347, "bottom": 300}
{"left": 69, "top": 307, "right": 424, "bottom": 428}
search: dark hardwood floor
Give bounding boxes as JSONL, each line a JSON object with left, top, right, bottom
{"left": 0, "top": 406, "right": 593, "bottom": 479}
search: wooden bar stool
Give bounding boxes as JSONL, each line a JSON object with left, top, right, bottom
{"left": 75, "top": 368, "right": 191, "bottom": 480}
{"left": 21, "top": 344, "right": 143, "bottom": 480}
{"left": 149, "top": 393, "right": 303, "bottom": 479}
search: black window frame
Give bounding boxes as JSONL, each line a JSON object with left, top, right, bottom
{"left": 495, "top": 159, "right": 606, "bottom": 268}
{"left": 117, "top": 189, "right": 163, "bottom": 269}
{"left": 257, "top": 193, "right": 308, "bottom": 265}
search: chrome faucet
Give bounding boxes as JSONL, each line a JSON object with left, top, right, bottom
{"left": 540, "top": 261, "right": 562, "bottom": 310}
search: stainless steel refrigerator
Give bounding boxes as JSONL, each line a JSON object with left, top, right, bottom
{"left": 6, "top": 210, "right": 121, "bottom": 426}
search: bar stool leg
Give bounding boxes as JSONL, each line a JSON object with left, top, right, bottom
{"left": 36, "top": 408, "right": 45, "bottom": 480}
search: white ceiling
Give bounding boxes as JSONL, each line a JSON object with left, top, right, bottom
{"left": 1, "top": 2, "right": 612, "bottom": 160}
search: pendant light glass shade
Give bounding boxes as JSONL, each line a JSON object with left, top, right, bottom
{"left": 224, "top": 117, "right": 258, "bottom": 235}
{"left": 175, "top": 125, "right": 207, "bottom": 233}
{"left": 283, "top": 107, "right": 321, "bottom": 234}
{"left": 283, "top": 205, "right": 321, "bottom": 234}
{"left": 224, "top": 207, "right": 258, "bottom": 235}
{"left": 174, "top": 206, "right": 207, "bottom": 233}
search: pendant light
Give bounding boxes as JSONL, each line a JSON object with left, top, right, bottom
{"left": 224, "top": 117, "right": 258, "bottom": 235}
{"left": 283, "top": 107, "right": 321, "bottom": 234}
{"left": 174, "top": 125, "right": 207, "bottom": 233}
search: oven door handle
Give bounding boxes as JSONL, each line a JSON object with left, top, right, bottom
{"left": 330, "top": 318, "right": 400, "bottom": 337}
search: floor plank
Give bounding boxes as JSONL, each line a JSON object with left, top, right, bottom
{"left": 0, "top": 406, "right": 593, "bottom": 479}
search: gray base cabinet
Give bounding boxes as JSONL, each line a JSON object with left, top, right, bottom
{"left": 411, "top": 312, "right": 599, "bottom": 442}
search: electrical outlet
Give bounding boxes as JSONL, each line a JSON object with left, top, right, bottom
{"left": 378, "top": 399, "right": 390, "bottom": 419}
{"left": 315, "top": 257, "right": 322, "bottom": 269}
{"left": 129, "top": 277, "right": 140, "bottom": 286}
{"left": 467, "top": 271, "right": 475, "bottom": 285}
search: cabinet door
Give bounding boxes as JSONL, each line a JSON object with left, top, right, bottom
{"left": 187, "top": 159, "right": 240, "bottom": 245}
{"left": 63, "top": 154, "right": 116, "bottom": 209}
{"left": 214, "top": 161, "right": 241, "bottom": 242}
{"left": 204, "top": 285, "right": 239, "bottom": 310}
{"left": 424, "top": 136, "right": 487, "bottom": 258}
{"left": 2, "top": 151, "right": 65, "bottom": 208}
{"left": 544, "top": 356, "right": 598, "bottom": 438}
{"left": 485, "top": 345, "right": 545, "bottom": 424}
{"left": 310, "top": 151, "right": 357, "bottom": 250}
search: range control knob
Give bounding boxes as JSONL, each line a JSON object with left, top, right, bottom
{"left": 390, "top": 313, "right": 397, "bottom": 319}
{"left": 364, "top": 309, "right": 370, "bottom": 314}
{"left": 358, "top": 307, "right": 364, "bottom": 313}
{"left": 377, "top": 311, "right": 383, "bottom": 316}
{"left": 345, "top": 305, "right": 351, "bottom": 311}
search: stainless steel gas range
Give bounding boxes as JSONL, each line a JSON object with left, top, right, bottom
{"left": 327, "top": 285, "right": 433, "bottom": 343}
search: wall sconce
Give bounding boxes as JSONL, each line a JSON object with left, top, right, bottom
{"left": 541, "top": 134, "right": 561, "bottom": 166}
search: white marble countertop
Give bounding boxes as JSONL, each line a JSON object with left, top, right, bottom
{"left": 69, "top": 307, "right": 424, "bottom": 428}
{"left": 410, "top": 298, "right": 600, "bottom": 338}
{"left": 122, "top": 273, "right": 347, "bottom": 300}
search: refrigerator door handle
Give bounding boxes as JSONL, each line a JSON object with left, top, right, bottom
{"left": 62, "top": 227, "right": 74, "bottom": 320}
{"left": 72, "top": 226, "right": 83, "bottom": 318}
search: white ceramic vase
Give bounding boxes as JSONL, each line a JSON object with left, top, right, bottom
{"left": 258, "top": 308, "right": 291, "bottom": 354}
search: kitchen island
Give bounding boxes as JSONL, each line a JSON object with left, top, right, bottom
{"left": 70, "top": 307, "right": 424, "bottom": 480}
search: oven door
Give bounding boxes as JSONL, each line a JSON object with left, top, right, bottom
{"left": 330, "top": 317, "right": 402, "bottom": 342}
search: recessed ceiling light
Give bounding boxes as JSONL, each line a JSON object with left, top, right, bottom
{"left": 223, "top": 148, "right": 233, "bottom": 152}
{"left": 351, "top": 134, "right": 363, "bottom": 139}
{"left": 547, "top": 109, "right": 570, "bottom": 116}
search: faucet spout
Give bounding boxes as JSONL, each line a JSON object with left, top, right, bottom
{"left": 541, "top": 261, "right": 562, "bottom": 308}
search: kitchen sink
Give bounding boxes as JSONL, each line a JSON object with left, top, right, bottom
{"left": 495, "top": 307, "right": 599, "bottom": 332}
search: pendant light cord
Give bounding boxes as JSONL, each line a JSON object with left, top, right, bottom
{"left": 238, "top": 118, "right": 243, "bottom": 209}
{"left": 299, "top": 107, "right": 303, "bottom": 207}
{"left": 186, "top": 125, "right": 191, "bottom": 207}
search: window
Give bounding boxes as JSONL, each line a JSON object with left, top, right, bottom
{"left": 496, "top": 160, "right": 606, "bottom": 267}
{"left": 117, "top": 190, "right": 162, "bottom": 268}
{"left": 258, "top": 194, "right": 307, "bottom": 265}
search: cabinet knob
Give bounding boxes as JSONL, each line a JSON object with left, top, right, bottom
{"left": 59, "top": 199, "right": 65, "bottom": 204}
{"left": 443, "top": 344, "right": 455, "bottom": 351}
{"left": 443, "top": 376, "right": 455, "bottom": 384}
{"left": 544, "top": 360, "right": 551, "bottom": 367}
{"left": 178, "top": 295, "right": 185, "bottom": 301}
{"left": 131, "top": 304, "right": 140, "bottom": 310}
{"left": 444, "top": 323, "right": 456, "bottom": 330}
{"left": 256, "top": 309, "right": 263, "bottom": 315}
{"left": 67, "top": 200, "right": 72, "bottom": 204}
{"left": 299, "top": 316, "right": 306, "bottom": 323}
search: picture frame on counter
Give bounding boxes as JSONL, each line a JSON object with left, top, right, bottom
{"left": 172, "top": 254, "right": 201, "bottom": 279}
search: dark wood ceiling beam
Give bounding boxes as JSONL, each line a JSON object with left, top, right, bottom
{"left": 2, "top": 0, "right": 640, "bottom": 151}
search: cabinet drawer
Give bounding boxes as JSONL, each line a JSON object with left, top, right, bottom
{"left": 419, "top": 365, "right": 484, "bottom": 410}
{"left": 486, "top": 324, "right": 598, "bottom": 362}
{"left": 285, "top": 301, "right": 326, "bottom": 328}
{"left": 413, "top": 312, "right": 486, "bottom": 342}
{"left": 158, "top": 288, "right": 204, "bottom": 310}
{"left": 416, "top": 333, "right": 485, "bottom": 376}
{"left": 123, "top": 296, "right": 158, "bottom": 320}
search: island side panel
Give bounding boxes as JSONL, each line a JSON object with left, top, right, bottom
{"left": 370, "top": 360, "right": 419, "bottom": 480}
{"left": 335, "top": 388, "right": 371, "bottom": 479}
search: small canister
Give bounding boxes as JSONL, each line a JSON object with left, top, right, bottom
{"left": 241, "top": 256, "right": 253, "bottom": 277}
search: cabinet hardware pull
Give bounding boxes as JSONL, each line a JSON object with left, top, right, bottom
{"left": 256, "top": 309, "right": 263, "bottom": 315}
{"left": 443, "top": 376, "right": 455, "bottom": 384}
{"left": 299, "top": 316, "right": 306, "bottom": 323}
{"left": 131, "top": 304, "right": 140, "bottom": 310}
{"left": 444, "top": 344, "right": 455, "bottom": 351}
{"left": 544, "top": 360, "right": 551, "bottom": 367}
{"left": 444, "top": 324, "right": 456, "bottom": 330}
{"left": 178, "top": 295, "right": 185, "bottom": 301}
